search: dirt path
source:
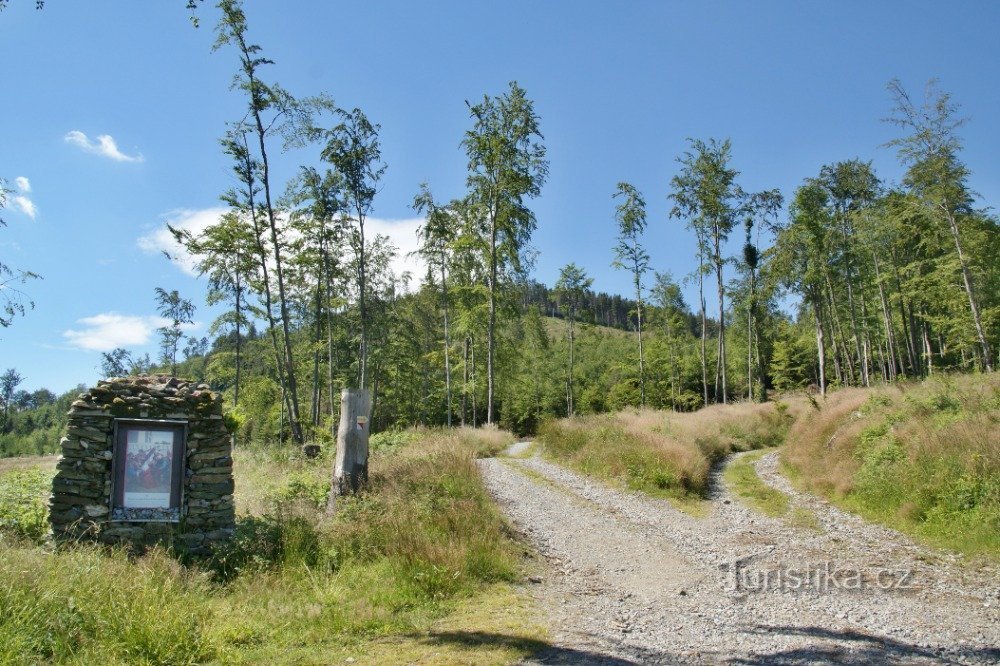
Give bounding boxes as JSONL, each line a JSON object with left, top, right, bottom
{"left": 478, "top": 448, "right": 1000, "bottom": 665}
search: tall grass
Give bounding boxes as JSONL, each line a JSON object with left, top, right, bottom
{"left": 782, "top": 374, "right": 1000, "bottom": 560}
{"left": 538, "top": 401, "right": 799, "bottom": 499}
{"left": 0, "top": 427, "right": 530, "bottom": 664}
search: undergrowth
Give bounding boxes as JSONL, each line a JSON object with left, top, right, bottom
{"left": 782, "top": 374, "right": 1000, "bottom": 561}
{"left": 538, "top": 401, "right": 799, "bottom": 499}
{"left": 0, "top": 427, "right": 535, "bottom": 665}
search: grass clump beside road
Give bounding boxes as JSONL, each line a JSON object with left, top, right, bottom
{"left": 783, "top": 374, "right": 1000, "bottom": 561}
{"left": 723, "top": 450, "right": 821, "bottom": 531}
{"left": 538, "top": 401, "right": 799, "bottom": 502}
{"left": 724, "top": 450, "right": 790, "bottom": 516}
{"left": 0, "top": 426, "right": 548, "bottom": 665}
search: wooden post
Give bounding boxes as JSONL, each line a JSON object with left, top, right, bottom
{"left": 329, "top": 388, "right": 372, "bottom": 507}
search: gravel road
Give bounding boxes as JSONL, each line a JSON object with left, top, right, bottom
{"left": 478, "top": 448, "right": 1000, "bottom": 664}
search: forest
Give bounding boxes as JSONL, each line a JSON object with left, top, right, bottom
{"left": 1, "top": 2, "right": 998, "bottom": 454}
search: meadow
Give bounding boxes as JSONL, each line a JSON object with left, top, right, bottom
{"left": 537, "top": 400, "right": 802, "bottom": 503}
{"left": 0, "top": 428, "right": 548, "bottom": 665}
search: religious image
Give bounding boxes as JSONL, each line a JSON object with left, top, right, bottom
{"left": 122, "top": 429, "right": 175, "bottom": 509}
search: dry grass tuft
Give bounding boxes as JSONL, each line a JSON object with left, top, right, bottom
{"left": 539, "top": 399, "right": 803, "bottom": 499}
{"left": 782, "top": 374, "right": 1000, "bottom": 560}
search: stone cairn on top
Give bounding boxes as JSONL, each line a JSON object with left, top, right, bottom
{"left": 48, "top": 374, "right": 235, "bottom": 555}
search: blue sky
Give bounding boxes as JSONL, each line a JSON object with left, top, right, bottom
{"left": 2, "top": 1, "right": 999, "bottom": 394}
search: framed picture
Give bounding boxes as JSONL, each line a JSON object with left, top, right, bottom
{"left": 111, "top": 420, "right": 186, "bottom": 522}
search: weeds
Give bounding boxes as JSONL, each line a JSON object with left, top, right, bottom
{"left": 538, "top": 401, "right": 800, "bottom": 500}
{"left": 782, "top": 374, "right": 1000, "bottom": 560}
{"left": 0, "top": 427, "right": 533, "bottom": 664}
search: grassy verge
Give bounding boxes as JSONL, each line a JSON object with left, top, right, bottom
{"left": 723, "top": 451, "right": 821, "bottom": 530}
{"left": 724, "top": 450, "right": 790, "bottom": 516}
{"left": 782, "top": 374, "right": 1000, "bottom": 561}
{"left": 0, "top": 427, "right": 549, "bottom": 664}
{"left": 537, "top": 401, "right": 799, "bottom": 503}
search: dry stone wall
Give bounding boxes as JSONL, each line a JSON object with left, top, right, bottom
{"left": 49, "top": 375, "right": 234, "bottom": 555}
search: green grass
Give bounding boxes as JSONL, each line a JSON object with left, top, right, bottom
{"left": 724, "top": 450, "right": 790, "bottom": 517}
{"left": 0, "top": 466, "right": 54, "bottom": 542}
{"left": 783, "top": 374, "right": 1000, "bottom": 562}
{"left": 0, "top": 427, "right": 549, "bottom": 664}
{"left": 722, "top": 451, "right": 821, "bottom": 530}
{"left": 537, "top": 401, "right": 798, "bottom": 503}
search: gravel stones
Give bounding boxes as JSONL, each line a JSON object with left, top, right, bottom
{"left": 479, "top": 448, "right": 1000, "bottom": 664}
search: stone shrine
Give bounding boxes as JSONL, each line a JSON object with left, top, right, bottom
{"left": 48, "top": 375, "right": 235, "bottom": 555}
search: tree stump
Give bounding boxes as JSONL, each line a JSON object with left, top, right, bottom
{"left": 328, "top": 388, "right": 371, "bottom": 509}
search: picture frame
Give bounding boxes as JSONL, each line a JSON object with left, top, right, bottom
{"left": 110, "top": 419, "right": 187, "bottom": 522}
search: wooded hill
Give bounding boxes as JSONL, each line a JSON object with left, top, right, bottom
{"left": 1, "top": 3, "right": 997, "bottom": 450}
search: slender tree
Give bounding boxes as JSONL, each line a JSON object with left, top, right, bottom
{"left": 215, "top": 0, "right": 313, "bottom": 443}
{"left": 321, "top": 108, "right": 386, "bottom": 390}
{"left": 554, "top": 263, "right": 593, "bottom": 416}
{"left": 462, "top": 81, "right": 548, "bottom": 424}
{"left": 885, "top": 78, "right": 993, "bottom": 372}
{"left": 0, "top": 367, "right": 23, "bottom": 433}
{"left": 612, "top": 182, "right": 651, "bottom": 406}
{"left": 413, "top": 184, "right": 457, "bottom": 425}
{"left": 154, "top": 288, "right": 196, "bottom": 376}
{"left": 670, "top": 138, "right": 742, "bottom": 403}
{"left": 170, "top": 210, "right": 254, "bottom": 406}
{"left": 650, "top": 271, "right": 687, "bottom": 410}
{"left": 742, "top": 190, "right": 783, "bottom": 400}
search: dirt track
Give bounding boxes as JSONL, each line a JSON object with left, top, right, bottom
{"left": 478, "top": 449, "right": 1000, "bottom": 665}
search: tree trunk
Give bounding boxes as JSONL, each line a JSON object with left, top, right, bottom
{"left": 943, "top": 207, "right": 993, "bottom": 371}
{"left": 715, "top": 249, "right": 727, "bottom": 404}
{"left": 312, "top": 281, "right": 323, "bottom": 427}
{"left": 357, "top": 213, "right": 368, "bottom": 390}
{"left": 325, "top": 253, "right": 337, "bottom": 418}
{"left": 698, "top": 249, "right": 708, "bottom": 406}
{"left": 328, "top": 388, "right": 372, "bottom": 508}
{"left": 234, "top": 270, "right": 242, "bottom": 408}
{"left": 249, "top": 86, "right": 303, "bottom": 446}
{"left": 635, "top": 269, "right": 645, "bottom": 407}
{"left": 871, "top": 252, "right": 898, "bottom": 381}
{"left": 839, "top": 213, "right": 867, "bottom": 386}
{"left": 567, "top": 312, "right": 576, "bottom": 416}
{"left": 441, "top": 264, "right": 453, "bottom": 427}
{"left": 462, "top": 335, "right": 470, "bottom": 427}
{"left": 812, "top": 294, "right": 827, "bottom": 396}
{"left": 471, "top": 336, "right": 478, "bottom": 428}
{"left": 487, "top": 213, "right": 498, "bottom": 424}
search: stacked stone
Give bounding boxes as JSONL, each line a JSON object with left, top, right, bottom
{"left": 48, "top": 375, "right": 235, "bottom": 555}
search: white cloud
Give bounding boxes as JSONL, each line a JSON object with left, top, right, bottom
{"left": 64, "top": 130, "right": 144, "bottom": 163}
{"left": 367, "top": 216, "right": 425, "bottom": 287}
{"left": 137, "top": 207, "right": 228, "bottom": 276}
{"left": 7, "top": 176, "right": 37, "bottom": 219}
{"left": 138, "top": 207, "right": 427, "bottom": 285}
{"left": 11, "top": 195, "right": 36, "bottom": 219}
{"left": 63, "top": 313, "right": 171, "bottom": 352}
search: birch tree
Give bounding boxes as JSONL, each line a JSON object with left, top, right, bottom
{"left": 462, "top": 81, "right": 548, "bottom": 424}
{"left": 554, "top": 263, "right": 593, "bottom": 416}
{"left": 612, "top": 182, "right": 650, "bottom": 406}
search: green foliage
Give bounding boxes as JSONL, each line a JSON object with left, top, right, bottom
{"left": 785, "top": 374, "right": 1000, "bottom": 560}
{"left": 0, "top": 467, "right": 52, "bottom": 542}
{"left": 0, "top": 428, "right": 526, "bottom": 662}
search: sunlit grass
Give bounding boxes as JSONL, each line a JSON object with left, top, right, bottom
{"left": 0, "top": 427, "right": 544, "bottom": 664}
{"left": 537, "top": 400, "right": 801, "bottom": 503}
{"left": 782, "top": 374, "right": 1000, "bottom": 561}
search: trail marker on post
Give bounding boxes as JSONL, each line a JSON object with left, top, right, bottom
{"left": 329, "top": 388, "right": 372, "bottom": 509}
